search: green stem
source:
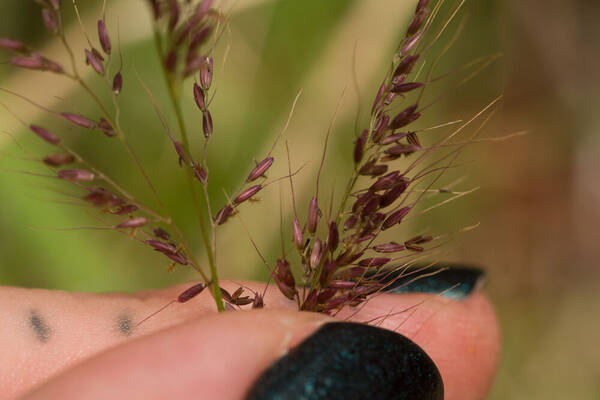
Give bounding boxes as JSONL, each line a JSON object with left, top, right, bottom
{"left": 153, "top": 28, "right": 225, "bottom": 312}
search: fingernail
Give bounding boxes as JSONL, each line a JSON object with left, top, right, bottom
{"left": 380, "top": 264, "right": 487, "bottom": 300}
{"left": 246, "top": 322, "right": 443, "bottom": 399}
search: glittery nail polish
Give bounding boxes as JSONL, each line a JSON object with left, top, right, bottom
{"left": 246, "top": 322, "right": 443, "bottom": 400}
{"left": 380, "top": 264, "right": 486, "bottom": 300}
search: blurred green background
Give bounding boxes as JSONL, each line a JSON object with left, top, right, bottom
{"left": 0, "top": 0, "right": 596, "bottom": 398}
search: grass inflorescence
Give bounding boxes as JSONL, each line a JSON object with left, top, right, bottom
{"left": 0, "top": 0, "right": 502, "bottom": 317}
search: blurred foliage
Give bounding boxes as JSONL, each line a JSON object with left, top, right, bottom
{"left": 0, "top": 0, "right": 595, "bottom": 398}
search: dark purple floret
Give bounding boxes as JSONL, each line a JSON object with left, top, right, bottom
{"left": 292, "top": 218, "right": 304, "bottom": 250}
{"left": 407, "top": 8, "right": 429, "bottom": 35}
{"left": 97, "top": 20, "right": 112, "bottom": 55}
{"left": 247, "top": 157, "right": 274, "bottom": 182}
{"left": 307, "top": 197, "right": 319, "bottom": 233}
{"left": 61, "top": 113, "right": 96, "bottom": 129}
{"left": 382, "top": 207, "right": 411, "bottom": 230}
{"left": 117, "top": 217, "right": 147, "bottom": 228}
{"left": 153, "top": 228, "right": 171, "bottom": 240}
{"left": 43, "top": 153, "right": 74, "bottom": 166}
{"left": 30, "top": 125, "right": 60, "bottom": 145}
{"left": 393, "top": 55, "right": 420, "bottom": 77}
{"left": 327, "top": 221, "right": 339, "bottom": 252}
{"left": 274, "top": 259, "right": 297, "bottom": 300}
{"left": 380, "top": 182, "right": 408, "bottom": 207}
{"left": 193, "top": 83, "right": 206, "bottom": 111}
{"left": 390, "top": 105, "right": 419, "bottom": 129}
{"left": 199, "top": 56, "right": 213, "bottom": 90}
{"left": 202, "top": 110, "right": 213, "bottom": 138}
{"left": 234, "top": 185, "right": 262, "bottom": 204}
{"left": 85, "top": 49, "right": 105, "bottom": 75}
{"left": 58, "top": 169, "right": 94, "bottom": 181}
{"left": 41, "top": 8, "right": 59, "bottom": 34}
{"left": 98, "top": 118, "right": 116, "bottom": 137}
{"left": 215, "top": 204, "right": 234, "bottom": 225}
{"left": 353, "top": 129, "right": 368, "bottom": 163}
{"left": 373, "top": 242, "right": 406, "bottom": 253}
{"left": 391, "top": 82, "right": 424, "bottom": 93}
{"left": 177, "top": 283, "right": 207, "bottom": 303}
{"left": 113, "top": 72, "right": 123, "bottom": 94}
{"left": 0, "top": 38, "right": 28, "bottom": 52}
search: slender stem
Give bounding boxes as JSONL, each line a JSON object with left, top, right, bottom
{"left": 152, "top": 26, "right": 224, "bottom": 311}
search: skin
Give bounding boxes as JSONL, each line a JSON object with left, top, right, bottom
{"left": 0, "top": 280, "right": 500, "bottom": 400}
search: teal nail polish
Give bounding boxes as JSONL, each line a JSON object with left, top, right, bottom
{"left": 246, "top": 322, "right": 443, "bottom": 400}
{"left": 379, "top": 264, "right": 486, "bottom": 300}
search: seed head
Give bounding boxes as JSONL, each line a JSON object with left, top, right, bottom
{"left": 343, "top": 215, "right": 358, "bottom": 230}
{"left": 252, "top": 293, "right": 264, "bottom": 309}
{"left": 319, "top": 259, "right": 338, "bottom": 286}
{"left": 372, "top": 82, "right": 386, "bottom": 113}
{"left": 57, "top": 169, "right": 94, "bottom": 181}
{"left": 234, "top": 185, "right": 262, "bottom": 204}
{"left": 41, "top": 8, "right": 59, "bottom": 34}
{"left": 85, "top": 49, "right": 105, "bottom": 75}
{"left": 380, "top": 182, "right": 408, "bottom": 207}
{"left": 407, "top": 8, "right": 429, "bottom": 35}
{"left": 97, "top": 118, "right": 116, "bottom": 137}
{"left": 83, "top": 187, "right": 124, "bottom": 207}
{"left": 97, "top": 20, "right": 112, "bottom": 55}
{"left": 369, "top": 171, "right": 401, "bottom": 192}
{"left": 43, "top": 153, "right": 74, "bottom": 166}
{"left": 11, "top": 55, "right": 43, "bottom": 70}
{"left": 416, "top": 0, "right": 430, "bottom": 12}
{"left": 112, "top": 71, "right": 123, "bottom": 94}
{"left": 111, "top": 204, "right": 139, "bottom": 215}
{"left": 148, "top": 0, "right": 161, "bottom": 20}
{"left": 168, "top": 0, "right": 180, "bottom": 31}
{"left": 193, "top": 83, "right": 206, "bottom": 111}
{"left": 307, "top": 197, "right": 319, "bottom": 233}
{"left": 358, "top": 160, "right": 388, "bottom": 176}
{"left": 173, "top": 141, "right": 187, "bottom": 166}
{"left": 310, "top": 238, "right": 323, "bottom": 268}
{"left": 393, "top": 55, "right": 420, "bottom": 77}
{"left": 381, "top": 131, "right": 411, "bottom": 145}
{"left": 372, "top": 114, "right": 390, "bottom": 143}
{"left": 0, "top": 38, "right": 28, "bottom": 52}
{"left": 153, "top": 228, "right": 170, "bottom": 240}
{"left": 215, "top": 204, "right": 234, "bottom": 225}
{"left": 117, "top": 217, "right": 148, "bottom": 229}
{"left": 373, "top": 242, "right": 406, "bottom": 253}
{"left": 61, "top": 113, "right": 96, "bottom": 129}
{"left": 391, "top": 82, "right": 424, "bottom": 93}
{"left": 384, "top": 144, "right": 421, "bottom": 157}
{"left": 353, "top": 129, "right": 368, "bottom": 164}
{"left": 247, "top": 157, "right": 274, "bottom": 182}
{"left": 192, "top": 162, "right": 207, "bottom": 184}
{"left": 274, "top": 259, "right": 297, "bottom": 300}
{"left": 327, "top": 221, "right": 339, "bottom": 252}
{"left": 30, "top": 125, "right": 60, "bottom": 145}
{"left": 292, "top": 217, "right": 304, "bottom": 250}
{"left": 390, "top": 104, "right": 419, "bottom": 129}
{"left": 199, "top": 56, "right": 213, "bottom": 90}
{"left": 382, "top": 206, "right": 411, "bottom": 230}
{"left": 202, "top": 110, "right": 213, "bottom": 138}
{"left": 400, "top": 31, "right": 422, "bottom": 56}
{"left": 177, "top": 283, "right": 207, "bottom": 303}
{"left": 145, "top": 239, "right": 177, "bottom": 254}
{"left": 165, "top": 49, "right": 177, "bottom": 72}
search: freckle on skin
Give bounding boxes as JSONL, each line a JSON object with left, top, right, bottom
{"left": 117, "top": 313, "right": 133, "bottom": 336}
{"left": 29, "top": 310, "right": 51, "bottom": 343}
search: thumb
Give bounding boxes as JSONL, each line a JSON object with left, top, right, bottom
{"left": 23, "top": 309, "right": 443, "bottom": 400}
